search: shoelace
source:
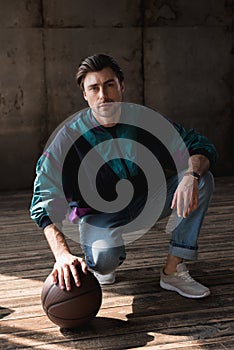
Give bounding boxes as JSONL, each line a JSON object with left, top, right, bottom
{"left": 177, "top": 271, "right": 195, "bottom": 283}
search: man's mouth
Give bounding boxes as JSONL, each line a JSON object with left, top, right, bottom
{"left": 98, "top": 102, "right": 113, "bottom": 108}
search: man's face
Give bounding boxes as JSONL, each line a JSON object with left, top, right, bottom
{"left": 82, "top": 67, "right": 124, "bottom": 122}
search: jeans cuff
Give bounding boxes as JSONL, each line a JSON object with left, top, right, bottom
{"left": 169, "top": 244, "right": 198, "bottom": 261}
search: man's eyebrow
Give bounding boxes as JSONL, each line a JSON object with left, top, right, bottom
{"left": 103, "top": 79, "right": 115, "bottom": 85}
{"left": 87, "top": 79, "right": 116, "bottom": 88}
{"left": 87, "top": 83, "right": 98, "bottom": 89}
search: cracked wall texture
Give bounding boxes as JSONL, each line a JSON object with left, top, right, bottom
{"left": 0, "top": 0, "right": 233, "bottom": 190}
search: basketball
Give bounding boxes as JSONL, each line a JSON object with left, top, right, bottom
{"left": 41, "top": 267, "right": 102, "bottom": 329}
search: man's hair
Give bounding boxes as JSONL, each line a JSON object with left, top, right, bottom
{"left": 76, "top": 53, "right": 124, "bottom": 90}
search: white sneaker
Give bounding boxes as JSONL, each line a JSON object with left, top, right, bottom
{"left": 160, "top": 262, "right": 210, "bottom": 299}
{"left": 93, "top": 271, "right": 116, "bottom": 285}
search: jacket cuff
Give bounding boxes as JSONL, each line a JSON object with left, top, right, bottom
{"left": 189, "top": 149, "right": 215, "bottom": 167}
{"left": 40, "top": 216, "right": 53, "bottom": 230}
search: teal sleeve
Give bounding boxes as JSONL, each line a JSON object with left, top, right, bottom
{"left": 30, "top": 151, "right": 68, "bottom": 228}
{"left": 172, "top": 121, "right": 217, "bottom": 168}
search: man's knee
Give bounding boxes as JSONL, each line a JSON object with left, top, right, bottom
{"left": 83, "top": 243, "right": 126, "bottom": 274}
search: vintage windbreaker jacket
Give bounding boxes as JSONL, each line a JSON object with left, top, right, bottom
{"left": 30, "top": 104, "right": 217, "bottom": 229}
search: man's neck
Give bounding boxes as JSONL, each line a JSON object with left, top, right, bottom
{"left": 91, "top": 109, "right": 121, "bottom": 128}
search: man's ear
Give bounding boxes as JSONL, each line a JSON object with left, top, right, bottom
{"left": 83, "top": 89, "right": 87, "bottom": 101}
{"left": 120, "top": 82, "right": 125, "bottom": 93}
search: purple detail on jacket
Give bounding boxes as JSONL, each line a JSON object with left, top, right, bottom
{"left": 68, "top": 207, "right": 92, "bottom": 223}
{"left": 43, "top": 151, "right": 50, "bottom": 158}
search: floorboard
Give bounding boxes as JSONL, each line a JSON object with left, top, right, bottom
{"left": 0, "top": 176, "right": 234, "bottom": 349}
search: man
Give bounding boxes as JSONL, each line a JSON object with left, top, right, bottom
{"left": 30, "top": 53, "right": 216, "bottom": 298}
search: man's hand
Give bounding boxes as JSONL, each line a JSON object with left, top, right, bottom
{"left": 43, "top": 224, "right": 88, "bottom": 291}
{"left": 171, "top": 174, "right": 199, "bottom": 218}
{"left": 51, "top": 253, "right": 87, "bottom": 291}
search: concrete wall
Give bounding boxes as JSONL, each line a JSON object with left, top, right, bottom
{"left": 144, "top": 0, "right": 234, "bottom": 177}
{"left": 0, "top": 0, "right": 233, "bottom": 190}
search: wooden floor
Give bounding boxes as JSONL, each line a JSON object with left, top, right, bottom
{"left": 0, "top": 176, "right": 234, "bottom": 350}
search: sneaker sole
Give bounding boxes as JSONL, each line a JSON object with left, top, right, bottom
{"left": 98, "top": 279, "right": 115, "bottom": 286}
{"left": 160, "top": 280, "right": 210, "bottom": 299}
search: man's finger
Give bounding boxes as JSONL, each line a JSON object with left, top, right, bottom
{"left": 51, "top": 268, "right": 58, "bottom": 285}
{"left": 193, "top": 193, "right": 199, "bottom": 209}
{"left": 80, "top": 258, "right": 88, "bottom": 274}
{"left": 183, "top": 190, "right": 194, "bottom": 218}
{"left": 63, "top": 265, "right": 72, "bottom": 291}
{"left": 183, "top": 196, "right": 190, "bottom": 218}
{"left": 70, "top": 264, "right": 81, "bottom": 287}
{"left": 171, "top": 192, "right": 177, "bottom": 209}
{"left": 177, "top": 193, "right": 183, "bottom": 217}
{"left": 188, "top": 192, "right": 198, "bottom": 213}
{"left": 57, "top": 268, "right": 66, "bottom": 290}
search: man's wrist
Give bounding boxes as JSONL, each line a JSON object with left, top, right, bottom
{"left": 44, "top": 224, "right": 71, "bottom": 258}
{"left": 184, "top": 171, "right": 201, "bottom": 181}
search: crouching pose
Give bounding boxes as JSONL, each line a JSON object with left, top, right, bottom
{"left": 30, "top": 54, "right": 216, "bottom": 298}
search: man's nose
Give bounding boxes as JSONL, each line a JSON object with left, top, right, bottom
{"left": 99, "top": 87, "right": 108, "bottom": 100}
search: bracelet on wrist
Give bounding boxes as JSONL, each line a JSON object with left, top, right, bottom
{"left": 184, "top": 171, "right": 201, "bottom": 181}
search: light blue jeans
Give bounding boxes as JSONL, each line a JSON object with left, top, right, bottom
{"left": 79, "top": 171, "right": 214, "bottom": 274}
